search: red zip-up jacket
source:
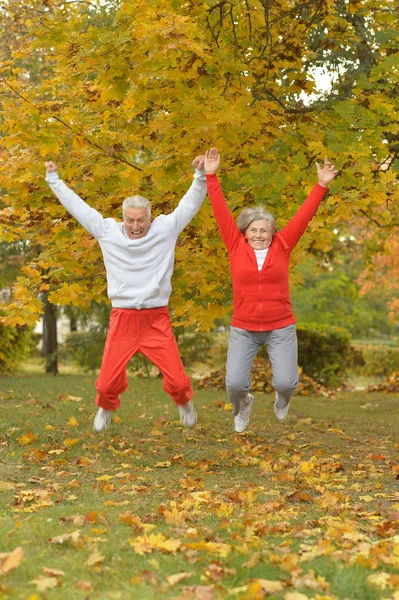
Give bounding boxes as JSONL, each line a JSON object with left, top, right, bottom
{"left": 206, "top": 174, "right": 328, "bottom": 331}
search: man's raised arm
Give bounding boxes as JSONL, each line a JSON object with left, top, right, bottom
{"left": 45, "top": 161, "right": 108, "bottom": 240}
{"left": 168, "top": 155, "right": 207, "bottom": 234}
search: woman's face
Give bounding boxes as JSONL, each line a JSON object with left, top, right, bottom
{"left": 245, "top": 219, "right": 273, "bottom": 250}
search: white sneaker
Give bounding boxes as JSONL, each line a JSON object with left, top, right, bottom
{"left": 234, "top": 393, "right": 254, "bottom": 433}
{"left": 93, "top": 407, "right": 112, "bottom": 432}
{"left": 178, "top": 401, "right": 197, "bottom": 428}
{"left": 274, "top": 392, "right": 289, "bottom": 421}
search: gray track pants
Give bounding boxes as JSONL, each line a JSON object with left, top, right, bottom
{"left": 225, "top": 324, "right": 298, "bottom": 415}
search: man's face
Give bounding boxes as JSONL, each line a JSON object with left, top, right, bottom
{"left": 123, "top": 207, "right": 151, "bottom": 240}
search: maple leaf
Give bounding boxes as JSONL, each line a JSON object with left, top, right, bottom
{"left": 30, "top": 576, "right": 59, "bottom": 592}
{"left": 63, "top": 438, "right": 80, "bottom": 448}
{"left": 0, "top": 547, "right": 24, "bottom": 575}
{"left": 129, "top": 532, "right": 182, "bottom": 555}
{"left": 166, "top": 572, "right": 192, "bottom": 586}
{"left": 367, "top": 571, "right": 392, "bottom": 590}
{"left": 184, "top": 540, "right": 231, "bottom": 558}
{"left": 17, "top": 432, "right": 37, "bottom": 446}
{"left": 48, "top": 530, "right": 82, "bottom": 547}
{"left": 84, "top": 550, "right": 105, "bottom": 567}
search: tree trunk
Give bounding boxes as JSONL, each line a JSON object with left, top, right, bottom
{"left": 42, "top": 295, "right": 58, "bottom": 375}
{"left": 70, "top": 315, "right": 78, "bottom": 332}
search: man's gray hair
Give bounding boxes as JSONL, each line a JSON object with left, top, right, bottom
{"left": 236, "top": 207, "right": 277, "bottom": 234}
{"left": 122, "top": 195, "right": 151, "bottom": 218}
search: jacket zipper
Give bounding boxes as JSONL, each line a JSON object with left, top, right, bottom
{"left": 259, "top": 271, "right": 263, "bottom": 331}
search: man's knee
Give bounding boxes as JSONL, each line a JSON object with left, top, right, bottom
{"left": 96, "top": 375, "right": 127, "bottom": 397}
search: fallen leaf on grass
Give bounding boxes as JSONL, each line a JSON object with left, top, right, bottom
{"left": 367, "top": 571, "right": 393, "bottom": 590}
{"left": 0, "top": 481, "right": 16, "bottom": 491}
{"left": 154, "top": 461, "right": 172, "bottom": 468}
{"left": 30, "top": 576, "right": 59, "bottom": 592}
{"left": 68, "top": 416, "right": 78, "bottom": 427}
{"left": 104, "top": 500, "right": 131, "bottom": 507}
{"left": 204, "top": 563, "right": 236, "bottom": 582}
{"left": 67, "top": 395, "right": 82, "bottom": 402}
{"left": 129, "top": 532, "right": 182, "bottom": 555}
{"left": 63, "top": 438, "right": 80, "bottom": 448}
{"left": 184, "top": 540, "right": 231, "bottom": 558}
{"left": 84, "top": 550, "right": 105, "bottom": 567}
{"left": 243, "top": 551, "right": 262, "bottom": 569}
{"left": 48, "top": 530, "right": 82, "bottom": 547}
{"left": 17, "top": 432, "right": 37, "bottom": 446}
{"left": 76, "top": 580, "right": 92, "bottom": 591}
{"left": 180, "top": 585, "right": 215, "bottom": 599}
{"left": 293, "top": 569, "right": 330, "bottom": 591}
{"left": 163, "top": 505, "right": 188, "bottom": 526}
{"left": 0, "top": 547, "right": 24, "bottom": 575}
{"left": 245, "top": 579, "right": 284, "bottom": 597}
{"left": 166, "top": 572, "right": 192, "bottom": 586}
{"left": 42, "top": 568, "right": 65, "bottom": 577}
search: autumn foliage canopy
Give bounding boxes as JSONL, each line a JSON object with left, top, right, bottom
{"left": 0, "top": 0, "right": 398, "bottom": 329}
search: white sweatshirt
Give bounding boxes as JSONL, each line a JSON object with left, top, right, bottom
{"left": 46, "top": 169, "right": 207, "bottom": 309}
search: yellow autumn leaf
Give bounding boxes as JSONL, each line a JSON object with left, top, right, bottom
{"left": 30, "top": 576, "right": 59, "bottom": 592}
{"left": 367, "top": 571, "right": 391, "bottom": 590}
{"left": 251, "top": 579, "right": 284, "bottom": 593}
{"left": 154, "top": 461, "right": 172, "bottom": 468}
{"left": 42, "top": 568, "right": 65, "bottom": 577}
{"left": 184, "top": 540, "right": 231, "bottom": 558}
{"left": 216, "top": 502, "right": 234, "bottom": 517}
{"left": 0, "top": 547, "right": 25, "bottom": 575}
{"left": 63, "top": 438, "right": 80, "bottom": 447}
{"left": 84, "top": 551, "right": 105, "bottom": 567}
{"left": 300, "top": 461, "right": 315, "bottom": 473}
{"left": 167, "top": 572, "right": 192, "bottom": 586}
{"left": 164, "top": 505, "right": 187, "bottom": 526}
{"left": 48, "top": 530, "right": 82, "bottom": 547}
{"left": 68, "top": 416, "right": 78, "bottom": 427}
{"left": 17, "top": 432, "right": 37, "bottom": 446}
{"left": 129, "top": 532, "right": 182, "bottom": 555}
{"left": 0, "top": 481, "right": 16, "bottom": 491}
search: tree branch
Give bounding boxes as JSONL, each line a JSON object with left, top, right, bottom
{"left": 359, "top": 209, "right": 399, "bottom": 229}
{"left": 0, "top": 76, "right": 143, "bottom": 172}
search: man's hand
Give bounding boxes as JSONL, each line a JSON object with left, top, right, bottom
{"left": 45, "top": 161, "right": 58, "bottom": 173}
{"left": 204, "top": 147, "right": 220, "bottom": 174}
{"left": 192, "top": 155, "right": 205, "bottom": 170}
{"left": 316, "top": 155, "right": 338, "bottom": 188}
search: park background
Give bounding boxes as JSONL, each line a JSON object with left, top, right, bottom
{"left": 0, "top": 1, "right": 398, "bottom": 599}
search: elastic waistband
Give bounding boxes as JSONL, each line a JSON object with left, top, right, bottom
{"left": 110, "top": 306, "right": 168, "bottom": 314}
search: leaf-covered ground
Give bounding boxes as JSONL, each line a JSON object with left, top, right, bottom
{"left": 0, "top": 372, "right": 398, "bottom": 600}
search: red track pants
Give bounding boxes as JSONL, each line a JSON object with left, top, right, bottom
{"left": 95, "top": 307, "right": 193, "bottom": 411}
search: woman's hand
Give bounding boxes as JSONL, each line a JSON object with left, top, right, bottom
{"left": 316, "top": 155, "right": 338, "bottom": 188}
{"left": 204, "top": 147, "right": 220, "bottom": 174}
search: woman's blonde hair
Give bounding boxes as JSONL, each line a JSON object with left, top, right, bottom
{"left": 236, "top": 207, "right": 277, "bottom": 235}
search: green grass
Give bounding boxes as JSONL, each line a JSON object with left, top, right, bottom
{"left": 0, "top": 370, "right": 398, "bottom": 599}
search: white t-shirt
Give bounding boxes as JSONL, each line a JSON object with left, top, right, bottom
{"left": 254, "top": 248, "right": 269, "bottom": 271}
